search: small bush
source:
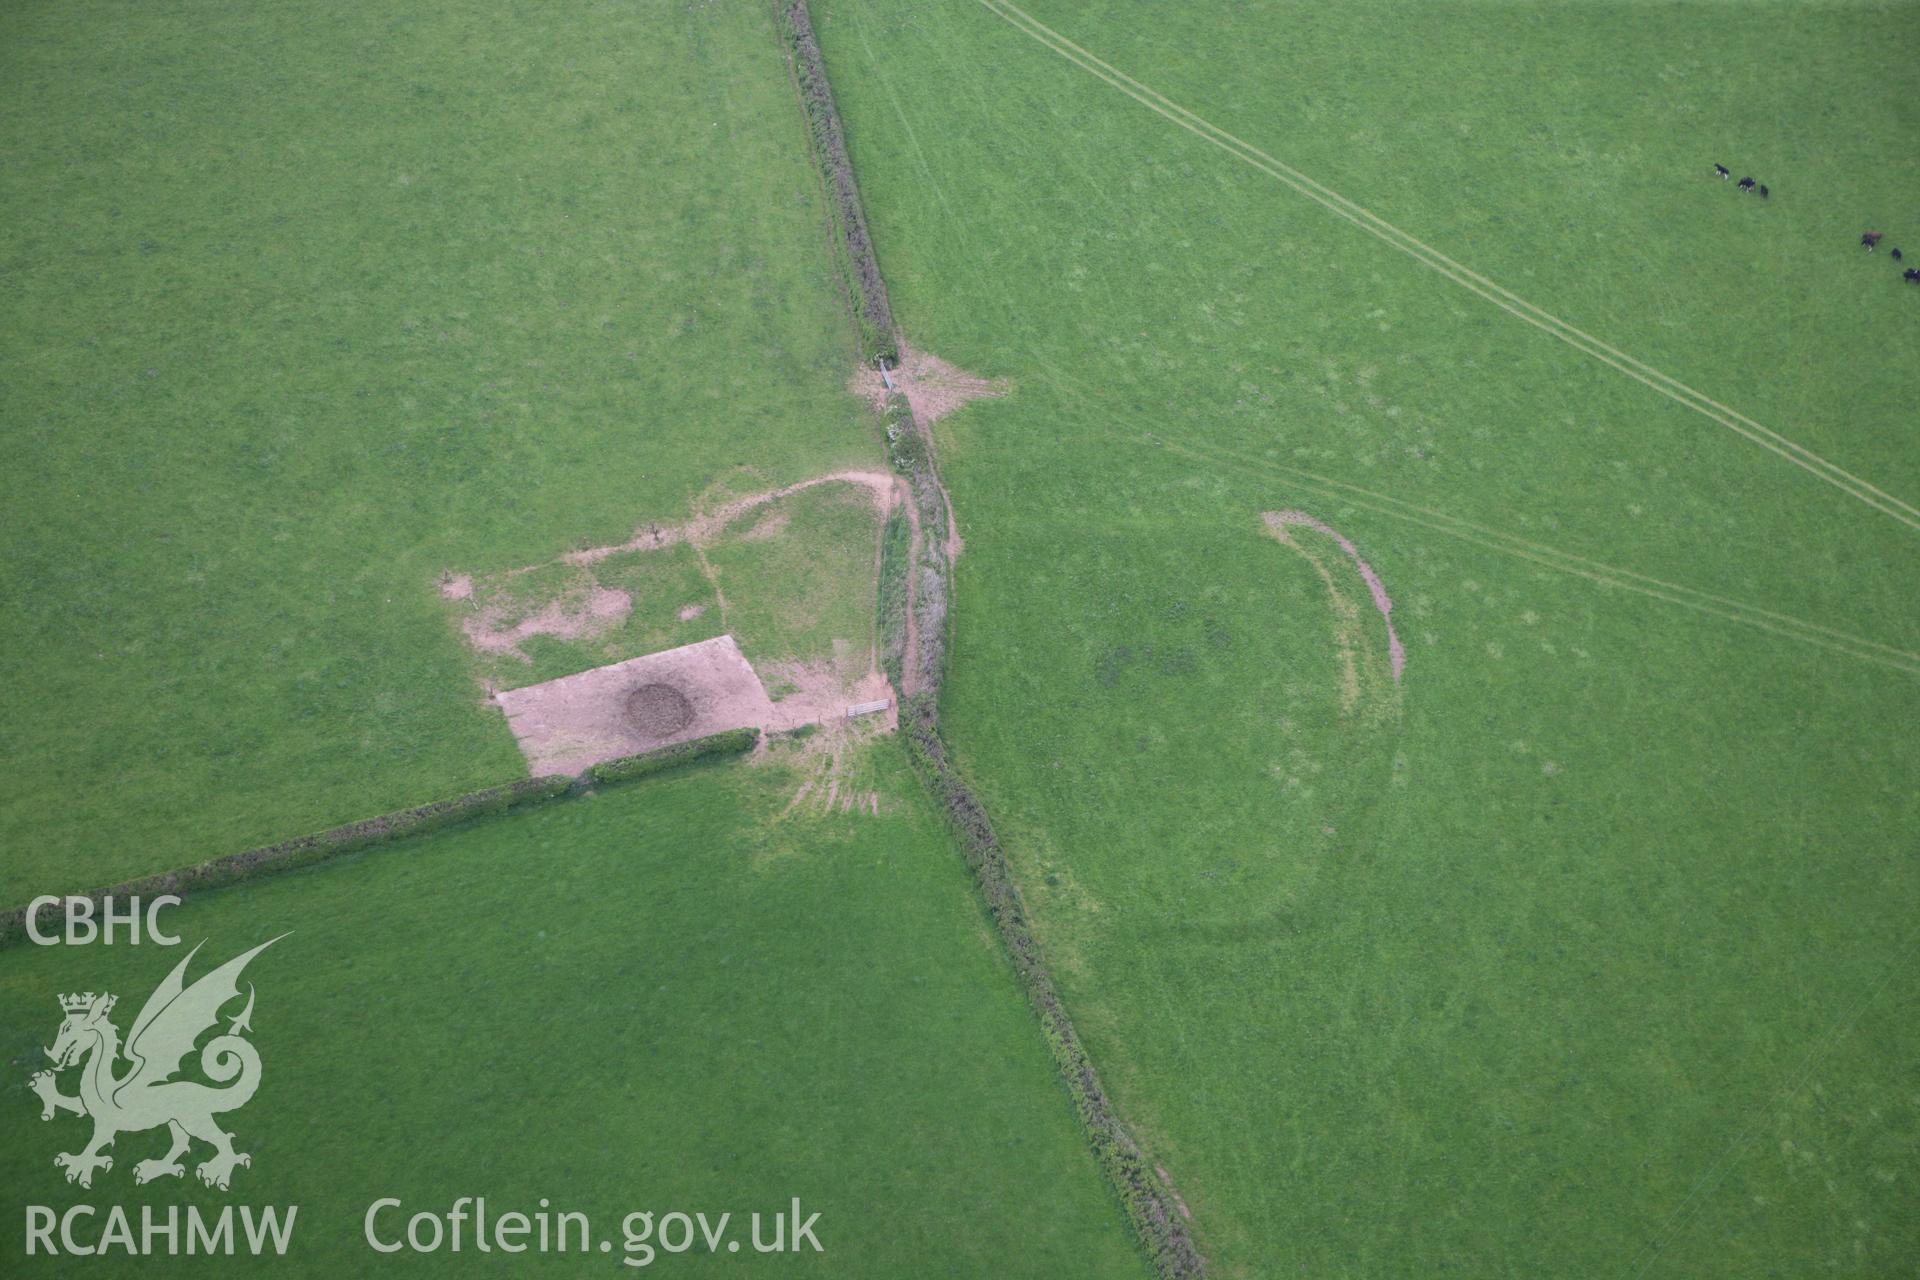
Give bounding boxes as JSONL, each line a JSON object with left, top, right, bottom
{"left": 884, "top": 398, "right": 928, "bottom": 474}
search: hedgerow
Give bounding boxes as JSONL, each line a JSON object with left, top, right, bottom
{"left": 0, "top": 731, "right": 759, "bottom": 949}
{"left": 775, "top": 5, "right": 1207, "bottom": 1272}
{"left": 583, "top": 727, "right": 760, "bottom": 786}
{"left": 0, "top": 775, "right": 570, "bottom": 948}
{"left": 775, "top": 0, "right": 897, "bottom": 366}
{"left": 876, "top": 507, "right": 912, "bottom": 690}
{"left": 902, "top": 692, "right": 1207, "bottom": 1278}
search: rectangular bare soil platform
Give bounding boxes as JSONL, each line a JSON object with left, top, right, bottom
{"left": 494, "top": 635, "right": 778, "bottom": 777}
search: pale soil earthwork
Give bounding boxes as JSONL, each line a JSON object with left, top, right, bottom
{"left": 454, "top": 469, "right": 909, "bottom": 778}
{"left": 444, "top": 470, "right": 900, "bottom": 684}
{"left": 1262, "top": 509, "right": 1405, "bottom": 722}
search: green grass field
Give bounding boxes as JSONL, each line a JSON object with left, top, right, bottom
{"left": 0, "top": 0, "right": 880, "bottom": 900}
{"left": 0, "top": 747, "right": 1146, "bottom": 1276}
{"left": 6, "top": 0, "right": 1918, "bottom": 1274}
{"left": 812, "top": 1, "right": 1920, "bottom": 1273}
{"left": 1, "top": 0, "right": 1150, "bottom": 1272}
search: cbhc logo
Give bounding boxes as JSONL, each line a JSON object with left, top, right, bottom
{"left": 24, "top": 896, "right": 182, "bottom": 946}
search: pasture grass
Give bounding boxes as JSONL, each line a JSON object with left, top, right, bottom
{"left": 0, "top": 744, "right": 1148, "bottom": 1277}
{"left": 0, "top": 0, "right": 878, "bottom": 900}
{"left": 707, "top": 481, "right": 885, "bottom": 671}
{"left": 812, "top": 0, "right": 1920, "bottom": 1273}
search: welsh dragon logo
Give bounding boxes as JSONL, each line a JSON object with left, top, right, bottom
{"left": 30, "top": 937, "right": 284, "bottom": 1191}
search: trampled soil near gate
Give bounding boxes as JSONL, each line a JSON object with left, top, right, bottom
{"left": 849, "top": 343, "right": 1007, "bottom": 429}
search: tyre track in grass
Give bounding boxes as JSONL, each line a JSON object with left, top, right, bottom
{"left": 972, "top": 0, "right": 1920, "bottom": 536}
{"left": 1150, "top": 433, "right": 1920, "bottom": 678}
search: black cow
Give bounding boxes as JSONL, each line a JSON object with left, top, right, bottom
{"left": 1714, "top": 163, "right": 1731, "bottom": 179}
{"left": 1757, "top": 184, "right": 1768, "bottom": 199}
{"left": 1738, "top": 176, "right": 1756, "bottom": 192}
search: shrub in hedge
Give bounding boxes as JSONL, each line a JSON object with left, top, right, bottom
{"left": 884, "top": 399, "right": 929, "bottom": 474}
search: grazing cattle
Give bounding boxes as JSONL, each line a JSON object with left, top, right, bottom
{"left": 1757, "top": 184, "right": 1768, "bottom": 199}
{"left": 1893, "top": 248, "right": 1904, "bottom": 261}
{"left": 1714, "top": 163, "right": 1731, "bottom": 179}
{"left": 1905, "top": 268, "right": 1920, "bottom": 284}
{"left": 1738, "top": 176, "right": 1756, "bottom": 192}
{"left": 1862, "top": 231, "right": 1883, "bottom": 251}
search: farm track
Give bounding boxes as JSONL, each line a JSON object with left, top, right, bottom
{"left": 972, "top": 0, "right": 1920, "bottom": 536}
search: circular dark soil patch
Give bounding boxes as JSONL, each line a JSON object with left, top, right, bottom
{"left": 625, "top": 683, "right": 694, "bottom": 737}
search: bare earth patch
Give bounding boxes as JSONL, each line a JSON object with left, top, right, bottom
{"left": 494, "top": 634, "right": 895, "bottom": 778}
{"left": 738, "top": 508, "right": 790, "bottom": 542}
{"left": 849, "top": 342, "right": 1007, "bottom": 430}
{"left": 494, "top": 635, "right": 771, "bottom": 777}
{"left": 760, "top": 658, "right": 895, "bottom": 734}
{"left": 462, "top": 586, "right": 633, "bottom": 659}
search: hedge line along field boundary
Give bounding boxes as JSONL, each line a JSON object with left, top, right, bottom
{"left": 875, "top": 504, "right": 913, "bottom": 690}
{"left": 775, "top": 5, "right": 1207, "bottom": 1274}
{"left": 900, "top": 694, "right": 1208, "bottom": 1277}
{"left": 0, "top": 729, "right": 759, "bottom": 949}
{"left": 774, "top": 0, "right": 898, "bottom": 366}
{"left": 584, "top": 726, "right": 760, "bottom": 786}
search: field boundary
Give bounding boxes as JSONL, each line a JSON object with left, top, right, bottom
{"left": 971, "top": 0, "right": 1920, "bottom": 536}
{"left": 0, "top": 729, "right": 759, "bottom": 949}
{"left": 899, "top": 694, "right": 1208, "bottom": 1278}
{"left": 779, "top": 4, "right": 1207, "bottom": 1274}
{"left": 774, "top": 0, "right": 898, "bottom": 366}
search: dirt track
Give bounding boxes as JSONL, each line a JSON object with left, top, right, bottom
{"left": 560, "top": 470, "right": 899, "bottom": 566}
